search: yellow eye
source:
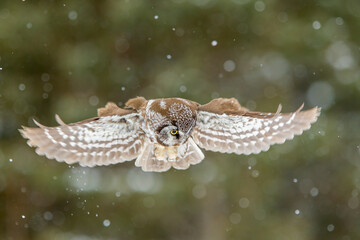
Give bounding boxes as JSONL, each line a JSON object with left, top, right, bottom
{"left": 170, "top": 130, "right": 178, "bottom": 135}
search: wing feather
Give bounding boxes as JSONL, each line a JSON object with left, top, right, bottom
{"left": 193, "top": 103, "right": 320, "bottom": 155}
{"left": 19, "top": 113, "right": 145, "bottom": 167}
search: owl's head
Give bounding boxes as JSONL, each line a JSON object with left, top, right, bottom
{"left": 156, "top": 124, "right": 192, "bottom": 146}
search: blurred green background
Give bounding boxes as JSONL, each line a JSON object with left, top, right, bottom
{"left": 0, "top": 0, "right": 360, "bottom": 239}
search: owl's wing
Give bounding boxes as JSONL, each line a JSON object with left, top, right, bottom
{"left": 20, "top": 108, "right": 145, "bottom": 167}
{"left": 192, "top": 98, "right": 320, "bottom": 155}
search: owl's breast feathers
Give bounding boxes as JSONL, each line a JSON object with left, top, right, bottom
{"left": 135, "top": 138, "right": 205, "bottom": 172}
{"left": 153, "top": 144, "right": 178, "bottom": 161}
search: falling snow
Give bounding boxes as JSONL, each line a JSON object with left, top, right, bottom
{"left": 179, "top": 85, "right": 187, "bottom": 92}
{"left": 223, "top": 60, "right": 236, "bottom": 72}
{"left": 254, "top": 1, "right": 266, "bottom": 12}
{"left": 312, "top": 21, "right": 321, "bottom": 30}
{"left": 103, "top": 219, "right": 111, "bottom": 227}
{"left": 335, "top": 17, "right": 344, "bottom": 25}
{"left": 211, "top": 40, "right": 218, "bottom": 46}
{"left": 327, "top": 224, "right": 335, "bottom": 232}
{"left": 68, "top": 11, "right": 78, "bottom": 20}
{"left": 18, "top": 84, "right": 26, "bottom": 91}
{"left": 239, "top": 198, "right": 250, "bottom": 208}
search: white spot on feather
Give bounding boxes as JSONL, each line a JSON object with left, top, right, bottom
{"left": 44, "top": 129, "right": 57, "bottom": 144}
{"left": 57, "top": 128, "right": 68, "bottom": 139}
{"left": 160, "top": 100, "right": 166, "bottom": 109}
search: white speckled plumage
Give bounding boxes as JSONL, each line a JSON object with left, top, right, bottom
{"left": 20, "top": 97, "right": 320, "bottom": 172}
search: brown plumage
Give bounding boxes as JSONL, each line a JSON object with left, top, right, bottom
{"left": 19, "top": 97, "right": 321, "bottom": 172}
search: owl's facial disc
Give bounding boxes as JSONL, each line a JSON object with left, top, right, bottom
{"left": 157, "top": 125, "right": 187, "bottom": 146}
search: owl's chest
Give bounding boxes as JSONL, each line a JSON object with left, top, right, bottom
{"left": 154, "top": 144, "right": 178, "bottom": 161}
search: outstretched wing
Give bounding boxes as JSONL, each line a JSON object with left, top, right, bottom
{"left": 20, "top": 113, "right": 145, "bottom": 167}
{"left": 192, "top": 98, "right": 320, "bottom": 155}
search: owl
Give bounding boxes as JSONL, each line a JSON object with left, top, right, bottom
{"left": 20, "top": 97, "right": 320, "bottom": 172}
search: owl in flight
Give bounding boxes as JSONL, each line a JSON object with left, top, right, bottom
{"left": 20, "top": 97, "right": 320, "bottom": 172}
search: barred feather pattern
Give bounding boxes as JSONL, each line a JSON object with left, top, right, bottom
{"left": 192, "top": 106, "right": 321, "bottom": 155}
{"left": 20, "top": 113, "right": 145, "bottom": 167}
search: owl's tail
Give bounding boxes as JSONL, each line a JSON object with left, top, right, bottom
{"left": 135, "top": 138, "right": 204, "bottom": 172}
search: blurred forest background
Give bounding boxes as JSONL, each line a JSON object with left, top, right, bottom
{"left": 0, "top": 0, "right": 360, "bottom": 239}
